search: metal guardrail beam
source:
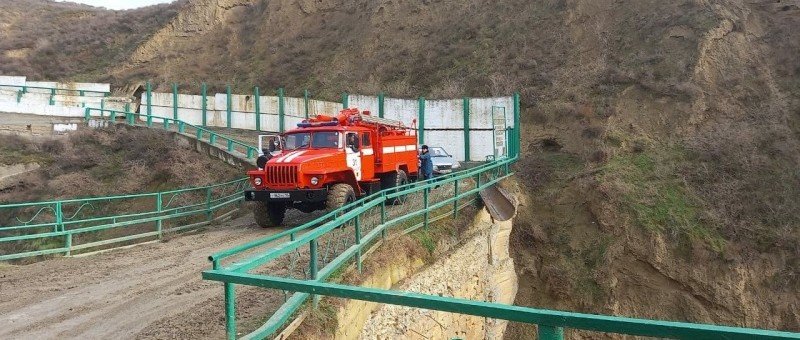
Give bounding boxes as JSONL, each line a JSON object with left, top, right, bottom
{"left": 203, "top": 271, "right": 799, "bottom": 340}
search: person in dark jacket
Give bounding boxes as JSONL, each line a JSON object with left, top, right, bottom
{"left": 419, "top": 145, "right": 434, "bottom": 180}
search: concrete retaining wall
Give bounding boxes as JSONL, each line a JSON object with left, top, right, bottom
{"left": 141, "top": 91, "right": 514, "bottom": 162}
{"left": 0, "top": 76, "right": 122, "bottom": 118}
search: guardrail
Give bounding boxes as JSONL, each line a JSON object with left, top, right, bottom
{"left": 84, "top": 108, "right": 260, "bottom": 160}
{"left": 0, "top": 110, "right": 257, "bottom": 262}
{"left": 201, "top": 156, "right": 515, "bottom": 339}
{"left": 0, "top": 178, "right": 248, "bottom": 261}
{"left": 201, "top": 164, "right": 798, "bottom": 337}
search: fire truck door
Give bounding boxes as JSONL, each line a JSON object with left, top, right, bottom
{"left": 346, "top": 132, "right": 362, "bottom": 181}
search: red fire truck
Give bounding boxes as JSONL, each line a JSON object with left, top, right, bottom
{"left": 245, "top": 108, "right": 419, "bottom": 227}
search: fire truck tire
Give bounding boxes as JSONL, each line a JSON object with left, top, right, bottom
{"left": 386, "top": 170, "right": 408, "bottom": 205}
{"left": 326, "top": 183, "right": 356, "bottom": 210}
{"left": 253, "top": 201, "right": 285, "bottom": 227}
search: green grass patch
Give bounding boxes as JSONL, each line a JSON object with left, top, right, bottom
{"left": 602, "top": 147, "right": 725, "bottom": 252}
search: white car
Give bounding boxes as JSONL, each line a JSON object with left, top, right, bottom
{"left": 422, "top": 146, "right": 461, "bottom": 175}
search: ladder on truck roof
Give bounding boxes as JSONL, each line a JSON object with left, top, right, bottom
{"left": 354, "top": 113, "right": 406, "bottom": 130}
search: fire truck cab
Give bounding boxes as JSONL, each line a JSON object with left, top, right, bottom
{"left": 245, "top": 109, "right": 419, "bottom": 227}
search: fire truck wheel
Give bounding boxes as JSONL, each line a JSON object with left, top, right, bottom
{"left": 253, "top": 201, "right": 285, "bottom": 227}
{"left": 326, "top": 183, "right": 356, "bottom": 210}
{"left": 388, "top": 170, "right": 409, "bottom": 205}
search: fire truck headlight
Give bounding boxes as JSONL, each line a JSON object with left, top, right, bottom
{"left": 254, "top": 177, "right": 262, "bottom": 186}
{"left": 310, "top": 177, "right": 319, "bottom": 186}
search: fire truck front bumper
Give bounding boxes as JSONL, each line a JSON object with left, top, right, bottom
{"left": 244, "top": 189, "right": 328, "bottom": 203}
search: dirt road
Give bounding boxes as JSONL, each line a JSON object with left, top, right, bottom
{"left": 0, "top": 214, "right": 294, "bottom": 339}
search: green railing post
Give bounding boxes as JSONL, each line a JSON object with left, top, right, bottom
{"left": 277, "top": 87, "right": 285, "bottom": 133}
{"left": 463, "top": 97, "right": 470, "bottom": 162}
{"left": 49, "top": 88, "right": 55, "bottom": 105}
{"left": 125, "top": 102, "right": 131, "bottom": 114}
{"left": 210, "top": 133, "right": 217, "bottom": 145}
{"left": 109, "top": 110, "right": 116, "bottom": 124}
{"left": 310, "top": 239, "right": 319, "bottom": 308}
{"left": 224, "top": 283, "right": 236, "bottom": 340}
{"left": 303, "top": 89, "right": 310, "bottom": 119}
{"left": 206, "top": 186, "right": 213, "bottom": 221}
{"left": 201, "top": 82, "right": 208, "bottom": 127}
{"left": 65, "top": 233, "right": 72, "bottom": 256}
{"left": 16, "top": 88, "right": 23, "bottom": 103}
{"left": 143, "top": 86, "right": 154, "bottom": 126}
{"left": 100, "top": 97, "right": 105, "bottom": 112}
{"left": 418, "top": 96, "right": 425, "bottom": 144}
{"left": 513, "top": 92, "right": 521, "bottom": 159}
{"left": 380, "top": 195, "right": 387, "bottom": 240}
{"left": 355, "top": 215, "right": 362, "bottom": 273}
{"left": 178, "top": 121, "right": 185, "bottom": 133}
{"left": 127, "top": 111, "right": 135, "bottom": 125}
{"left": 227, "top": 140, "right": 234, "bottom": 152}
{"left": 538, "top": 325, "right": 564, "bottom": 340}
{"left": 341, "top": 92, "right": 349, "bottom": 109}
{"left": 172, "top": 83, "right": 179, "bottom": 121}
{"left": 423, "top": 187, "right": 429, "bottom": 230}
{"left": 378, "top": 92, "right": 385, "bottom": 118}
{"left": 146, "top": 81, "right": 153, "bottom": 127}
{"left": 226, "top": 85, "right": 232, "bottom": 129}
{"left": 453, "top": 178, "right": 459, "bottom": 219}
{"left": 84, "top": 107, "right": 91, "bottom": 121}
{"left": 55, "top": 201, "right": 64, "bottom": 233}
{"left": 156, "top": 193, "right": 163, "bottom": 240}
{"left": 254, "top": 86, "right": 261, "bottom": 131}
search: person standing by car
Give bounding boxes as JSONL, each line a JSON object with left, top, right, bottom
{"left": 419, "top": 144, "right": 434, "bottom": 180}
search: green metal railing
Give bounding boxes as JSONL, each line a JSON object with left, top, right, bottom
{"left": 0, "top": 109, "right": 257, "bottom": 261}
{"left": 202, "top": 155, "right": 799, "bottom": 339}
{"left": 0, "top": 178, "right": 247, "bottom": 261}
{"left": 84, "top": 108, "right": 260, "bottom": 160}
{"left": 203, "top": 156, "right": 513, "bottom": 339}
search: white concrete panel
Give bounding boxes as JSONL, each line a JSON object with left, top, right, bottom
{"left": 383, "top": 97, "right": 419, "bottom": 128}
{"left": 469, "top": 97, "right": 514, "bottom": 129}
{"left": 0, "top": 76, "right": 26, "bottom": 92}
{"left": 308, "top": 99, "right": 341, "bottom": 117}
{"left": 0, "top": 76, "right": 26, "bottom": 87}
{"left": 259, "top": 113, "right": 280, "bottom": 132}
{"left": 284, "top": 115, "right": 305, "bottom": 131}
{"left": 0, "top": 91, "right": 18, "bottom": 102}
{"left": 468, "top": 130, "right": 501, "bottom": 161}
{"left": 175, "top": 108, "right": 205, "bottom": 126}
{"left": 424, "top": 99, "right": 463, "bottom": 129}
{"left": 26, "top": 81, "right": 109, "bottom": 95}
{"left": 230, "top": 111, "right": 256, "bottom": 130}
{"left": 259, "top": 96, "right": 280, "bottom": 115}
{"left": 284, "top": 97, "right": 306, "bottom": 118}
{"left": 349, "top": 95, "right": 379, "bottom": 114}
{"left": 424, "top": 131, "right": 466, "bottom": 162}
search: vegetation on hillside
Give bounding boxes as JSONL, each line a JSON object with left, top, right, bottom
{"left": 0, "top": 0, "right": 184, "bottom": 81}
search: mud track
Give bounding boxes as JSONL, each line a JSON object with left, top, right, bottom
{"left": 0, "top": 213, "right": 309, "bottom": 339}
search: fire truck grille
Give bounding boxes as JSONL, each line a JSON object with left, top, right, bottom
{"left": 266, "top": 165, "right": 298, "bottom": 186}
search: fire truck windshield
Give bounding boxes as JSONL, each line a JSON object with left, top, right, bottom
{"left": 284, "top": 132, "right": 340, "bottom": 150}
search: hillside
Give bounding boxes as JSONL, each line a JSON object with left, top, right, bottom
{"left": 0, "top": 0, "right": 183, "bottom": 81}
{"left": 1, "top": 0, "right": 799, "bottom": 336}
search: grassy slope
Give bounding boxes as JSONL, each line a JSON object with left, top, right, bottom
{"left": 0, "top": 0, "right": 183, "bottom": 82}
